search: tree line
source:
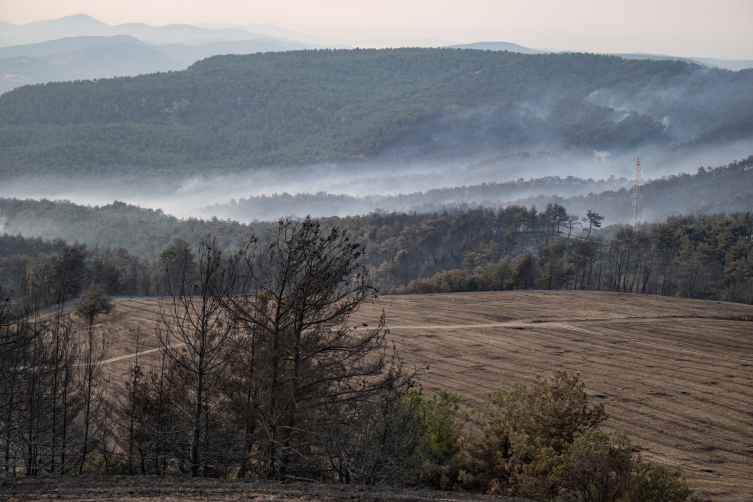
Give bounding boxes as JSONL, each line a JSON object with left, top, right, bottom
{"left": 0, "top": 234, "right": 149, "bottom": 313}
{"left": 2, "top": 206, "right": 753, "bottom": 306}
{"left": 0, "top": 198, "right": 264, "bottom": 260}
{"left": 403, "top": 211, "right": 753, "bottom": 304}
{"left": 200, "top": 172, "right": 631, "bottom": 222}
{"left": 0, "top": 219, "right": 699, "bottom": 501}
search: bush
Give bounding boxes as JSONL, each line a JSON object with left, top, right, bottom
{"left": 432, "top": 371, "right": 698, "bottom": 502}
{"left": 407, "top": 269, "right": 472, "bottom": 294}
{"left": 447, "top": 370, "right": 607, "bottom": 495}
{"left": 406, "top": 389, "right": 463, "bottom": 486}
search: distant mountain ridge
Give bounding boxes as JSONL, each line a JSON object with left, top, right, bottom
{"left": 0, "top": 14, "right": 447, "bottom": 49}
{"left": 195, "top": 23, "right": 352, "bottom": 47}
{"left": 0, "top": 14, "right": 301, "bottom": 46}
{"left": 0, "top": 15, "right": 449, "bottom": 95}
{"left": 449, "top": 43, "right": 753, "bottom": 71}
{"left": 0, "top": 35, "right": 149, "bottom": 58}
{"left": 605, "top": 53, "right": 753, "bottom": 72}
{"left": 0, "top": 34, "right": 313, "bottom": 94}
{"left": 1, "top": 15, "right": 751, "bottom": 97}
{"left": 4, "top": 33, "right": 750, "bottom": 97}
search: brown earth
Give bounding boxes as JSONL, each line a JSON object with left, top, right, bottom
{"left": 22, "top": 291, "right": 753, "bottom": 502}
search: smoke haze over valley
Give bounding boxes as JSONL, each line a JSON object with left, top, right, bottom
{"left": 0, "top": 8, "right": 752, "bottom": 245}
{"left": 2, "top": 144, "right": 753, "bottom": 224}
{"left": 0, "top": 39, "right": 752, "bottom": 223}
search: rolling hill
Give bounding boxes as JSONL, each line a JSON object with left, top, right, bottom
{"left": 57, "top": 291, "right": 753, "bottom": 501}
{"left": 1, "top": 48, "right": 751, "bottom": 180}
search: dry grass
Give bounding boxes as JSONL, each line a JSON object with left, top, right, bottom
{"left": 65, "top": 291, "right": 753, "bottom": 502}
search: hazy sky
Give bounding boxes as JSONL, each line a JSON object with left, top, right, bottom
{"left": 2, "top": 0, "right": 752, "bottom": 59}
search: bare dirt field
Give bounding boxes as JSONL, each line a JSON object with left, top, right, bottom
{"left": 15, "top": 291, "right": 753, "bottom": 502}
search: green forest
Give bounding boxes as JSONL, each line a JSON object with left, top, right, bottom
{"left": 1, "top": 48, "right": 752, "bottom": 178}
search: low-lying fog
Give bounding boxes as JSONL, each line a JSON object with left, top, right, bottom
{"left": 1, "top": 140, "right": 752, "bottom": 224}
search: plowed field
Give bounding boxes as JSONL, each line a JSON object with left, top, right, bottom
{"left": 59, "top": 291, "right": 753, "bottom": 502}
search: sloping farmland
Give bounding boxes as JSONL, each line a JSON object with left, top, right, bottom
{"left": 73, "top": 291, "right": 753, "bottom": 501}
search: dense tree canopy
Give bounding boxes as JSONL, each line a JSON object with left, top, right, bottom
{"left": 1, "top": 49, "right": 750, "bottom": 178}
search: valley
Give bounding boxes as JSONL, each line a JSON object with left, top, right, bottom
{"left": 2, "top": 6, "right": 752, "bottom": 500}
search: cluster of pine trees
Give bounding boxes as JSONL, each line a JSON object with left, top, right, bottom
{"left": 0, "top": 234, "right": 145, "bottom": 312}
{"left": 1, "top": 220, "right": 419, "bottom": 480}
{"left": 402, "top": 212, "right": 753, "bottom": 304}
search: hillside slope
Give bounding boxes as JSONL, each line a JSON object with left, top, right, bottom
{"left": 80, "top": 291, "right": 752, "bottom": 501}
{"left": 2, "top": 49, "right": 751, "bottom": 178}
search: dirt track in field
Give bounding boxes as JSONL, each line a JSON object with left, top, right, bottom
{"left": 53, "top": 291, "right": 753, "bottom": 502}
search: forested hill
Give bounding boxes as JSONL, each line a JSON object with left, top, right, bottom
{"left": 2, "top": 48, "right": 752, "bottom": 178}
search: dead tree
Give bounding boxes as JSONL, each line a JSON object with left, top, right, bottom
{"left": 111, "top": 328, "right": 148, "bottom": 475}
{"left": 73, "top": 285, "right": 111, "bottom": 474}
{"left": 319, "top": 387, "right": 424, "bottom": 485}
{"left": 155, "top": 238, "right": 235, "bottom": 477}
{"left": 1, "top": 312, "right": 84, "bottom": 476}
{"left": 221, "top": 217, "right": 414, "bottom": 479}
{"left": 46, "top": 306, "right": 82, "bottom": 475}
{"left": 74, "top": 323, "right": 107, "bottom": 474}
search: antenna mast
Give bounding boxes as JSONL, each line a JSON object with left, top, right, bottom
{"left": 630, "top": 157, "right": 643, "bottom": 227}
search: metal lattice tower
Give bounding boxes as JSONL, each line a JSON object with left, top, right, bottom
{"left": 630, "top": 157, "right": 643, "bottom": 227}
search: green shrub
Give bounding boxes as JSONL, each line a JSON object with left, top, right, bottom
{"left": 447, "top": 370, "right": 607, "bottom": 495}
{"left": 406, "top": 388, "right": 464, "bottom": 485}
{"left": 431, "top": 371, "right": 698, "bottom": 502}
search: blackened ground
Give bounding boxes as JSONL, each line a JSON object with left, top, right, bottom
{"left": 0, "top": 475, "right": 532, "bottom": 502}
